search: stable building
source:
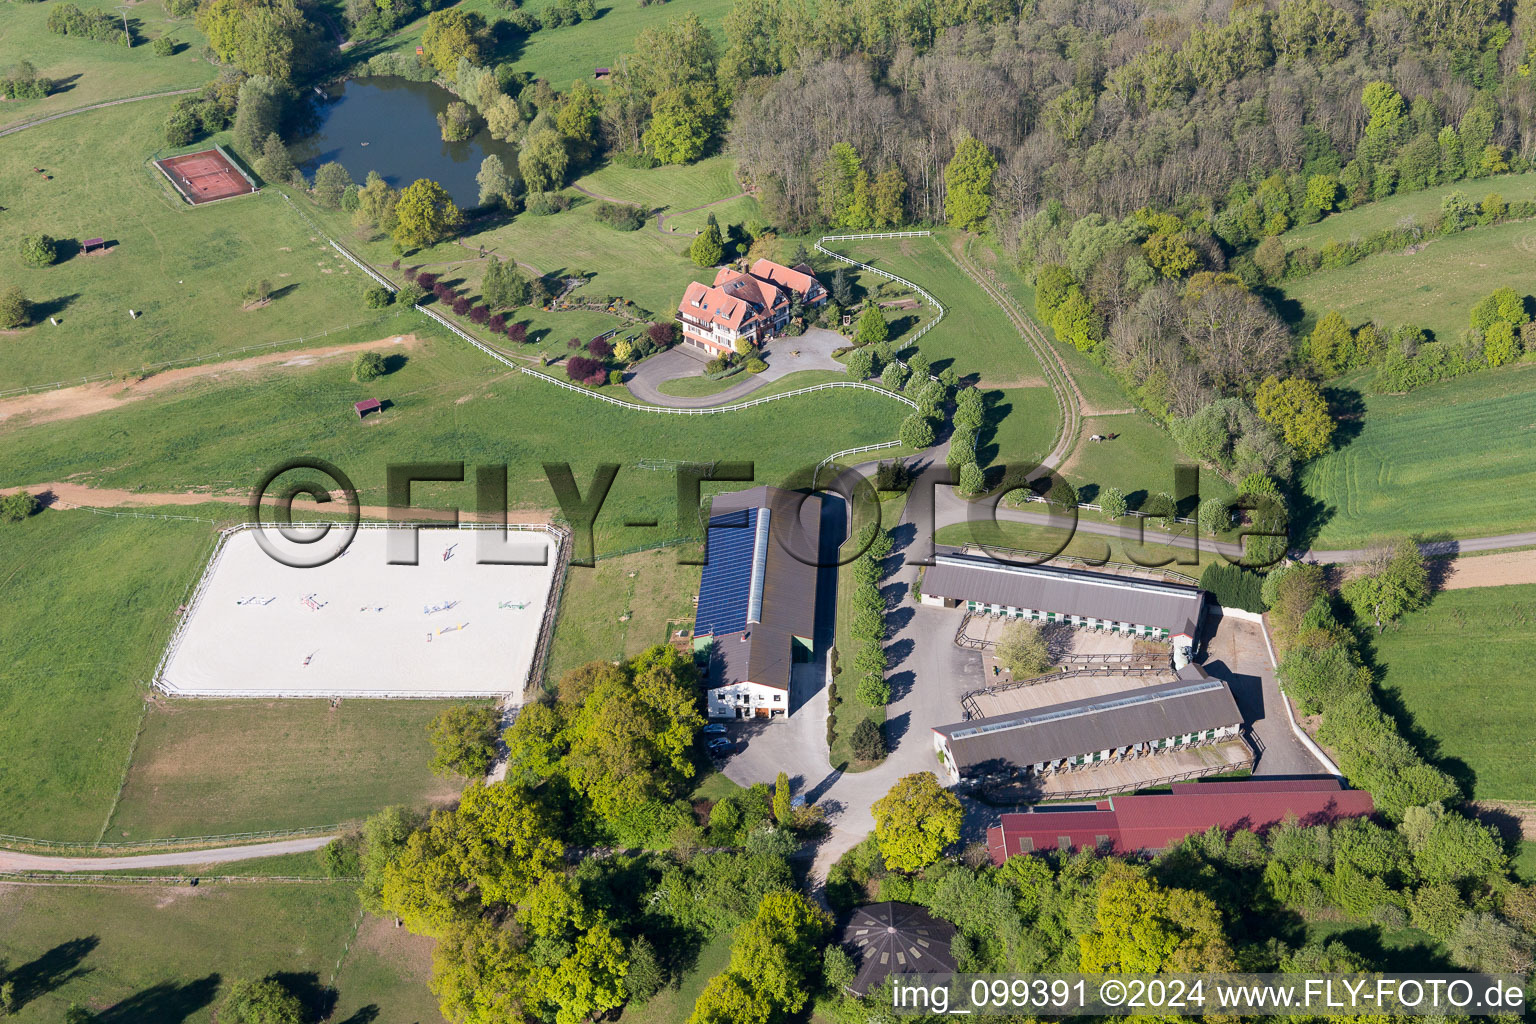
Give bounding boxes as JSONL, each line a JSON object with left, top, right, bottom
{"left": 919, "top": 550, "right": 1207, "bottom": 667}
{"left": 694, "top": 486, "right": 821, "bottom": 719}
{"left": 986, "top": 779, "right": 1374, "bottom": 862}
{"left": 931, "top": 664, "right": 1243, "bottom": 785}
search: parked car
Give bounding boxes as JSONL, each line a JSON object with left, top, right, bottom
{"left": 707, "top": 737, "right": 733, "bottom": 753}
{"left": 702, "top": 723, "right": 729, "bottom": 735}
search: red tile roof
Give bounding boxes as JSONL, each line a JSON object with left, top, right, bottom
{"left": 986, "top": 779, "right": 1373, "bottom": 863}
{"left": 677, "top": 259, "right": 823, "bottom": 338}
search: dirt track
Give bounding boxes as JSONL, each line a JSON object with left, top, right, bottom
{"left": 0, "top": 335, "right": 421, "bottom": 429}
{"left": 2, "top": 481, "right": 554, "bottom": 525}
{"left": 1435, "top": 550, "right": 1536, "bottom": 590}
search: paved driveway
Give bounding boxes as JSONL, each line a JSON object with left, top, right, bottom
{"left": 1201, "top": 611, "right": 1332, "bottom": 777}
{"left": 623, "top": 330, "right": 849, "bottom": 408}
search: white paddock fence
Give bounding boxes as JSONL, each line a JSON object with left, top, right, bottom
{"left": 816, "top": 231, "right": 947, "bottom": 375}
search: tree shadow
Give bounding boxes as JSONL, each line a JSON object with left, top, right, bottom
{"left": 98, "top": 974, "right": 221, "bottom": 1024}
{"left": 268, "top": 282, "right": 300, "bottom": 302}
{"left": 1324, "top": 383, "right": 1366, "bottom": 449}
{"left": 333, "top": 1007, "right": 380, "bottom": 1024}
{"left": 3, "top": 937, "right": 98, "bottom": 1011}
{"left": 270, "top": 971, "right": 336, "bottom": 1022}
{"left": 883, "top": 709, "right": 911, "bottom": 749}
{"left": 32, "top": 293, "right": 81, "bottom": 321}
{"left": 382, "top": 353, "right": 409, "bottom": 374}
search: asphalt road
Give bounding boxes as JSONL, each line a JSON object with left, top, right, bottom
{"left": 0, "top": 836, "right": 333, "bottom": 873}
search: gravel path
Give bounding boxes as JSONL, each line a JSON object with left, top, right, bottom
{"left": 0, "top": 88, "right": 200, "bottom": 137}
{"left": 0, "top": 836, "right": 333, "bottom": 872}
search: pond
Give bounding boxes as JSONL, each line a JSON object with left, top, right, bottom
{"left": 291, "top": 76, "right": 519, "bottom": 209}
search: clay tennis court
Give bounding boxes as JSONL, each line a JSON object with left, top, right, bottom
{"left": 155, "top": 147, "right": 257, "bottom": 205}
{"left": 156, "top": 523, "right": 563, "bottom": 698}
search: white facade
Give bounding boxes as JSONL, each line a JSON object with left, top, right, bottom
{"left": 707, "top": 680, "right": 789, "bottom": 719}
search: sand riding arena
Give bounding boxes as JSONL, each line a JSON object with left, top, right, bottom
{"left": 155, "top": 523, "right": 567, "bottom": 699}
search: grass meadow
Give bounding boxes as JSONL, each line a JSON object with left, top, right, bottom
{"left": 0, "top": 331, "right": 910, "bottom": 554}
{"left": 545, "top": 546, "right": 702, "bottom": 685}
{"left": 1057, "top": 412, "right": 1234, "bottom": 509}
{"left": 0, "top": 0, "right": 214, "bottom": 130}
{"left": 820, "top": 234, "right": 1048, "bottom": 384}
{"left": 573, "top": 156, "right": 742, "bottom": 210}
{"left": 360, "top": 0, "right": 736, "bottom": 92}
{"left": 1280, "top": 216, "right": 1536, "bottom": 340}
{"left": 0, "top": 99, "right": 381, "bottom": 388}
{"left": 1281, "top": 172, "right": 1536, "bottom": 251}
{"left": 0, "top": 881, "right": 393, "bottom": 1023}
{"left": 0, "top": 510, "right": 214, "bottom": 841}
{"left": 107, "top": 699, "right": 467, "bottom": 840}
{"left": 1371, "top": 584, "right": 1536, "bottom": 802}
{"left": 1298, "top": 361, "right": 1536, "bottom": 548}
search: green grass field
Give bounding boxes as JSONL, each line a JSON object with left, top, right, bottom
{"left": 1057, "top": 412, "right": 1234, "bottom": 508}
{"left": 0, "top": 510, "right": 214, "bottom": 841}
{"left": 545, "top": 546, "right": 702, "bottom": 685}
{"left": 1298, "top": 362, "right": 1536, "bottom": 547}
{"left": 0, "top": 99, "right": 383, "bottom": 388}
{"left": 573, "top": 156, "right": 742, "bottom": 211}
{"left": 664, "top": 194, "right": 761, "bottom": 236}
{"left": 328, "top": 913, "right": 443, "bottom": 1024}
{"left": 976, "top": 386, "right": 1059, "bottom": 468}
{"left": 1371, "top": 584, "right": 1536, "bottom": 802}
{"left": 0, "top": 331, "right": 909, "bottom": 554}
{"left": 821, "top": 234, "right": 1047, "bottom": 384}
{"left": 0, "top": 0, "right": 214, "bottom": 130}
{"left": 107, "top": 700, "right": 467, "bottom": 840}
{"left": 0, "top": 881, "right": 395, "bottom": 1023}
{"left": 1282, "top": 172, "right": 1536, "bottom": 251}
{"left": 1280, "top": 216, "right": 1536, "bottom": 341}
{"left": 361, "top": 0, "right": 736, "bottom": 94}
{"left": 616, "top": 933, "right": 730, "bottom": 1024}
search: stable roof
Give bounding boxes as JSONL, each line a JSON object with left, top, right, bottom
{"left": 934, "top": 665, "right": 1240, "bottom": 775}
{"left": 986, "top": 779, "right": 1373, "bottom": 862}
{"left": 921, "top": 550, "right": 1206, "bottom": 636}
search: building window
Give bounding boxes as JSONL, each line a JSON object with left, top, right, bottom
{"left": 773, "top": 694, "right": 782, "bottom": 702}
{"left": 1057, "top": 836, "right": 1072, "bottom": 851}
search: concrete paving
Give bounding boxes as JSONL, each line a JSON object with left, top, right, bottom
{"left": 622, "top": 329, "right": 848, "bottom": 408}
{"left": 1200, "top": 611, "right": 1326, "bottom": 777}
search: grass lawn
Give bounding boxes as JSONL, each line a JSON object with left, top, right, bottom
{"left": 1297, "top": 361, "right": 1536, "bottom": 548}
{"left": 0, "top": 330, "right": 908, "bottom": 556}
{"left": 664, "top": 194, "right": 761, "bottom": 237}
{"left": 1371, "top": 584, "right": 1536, "bottom": 803}
{"left": 545, "top": 546, "right": 702, "bottom": 685}
{"left": 615, "top": 933, "right": 731, "bottom": 1024}
{"left": 1280, "top": 216, "right": 1536, "bottom": 341}
{"left": 573, "top": 157, "right": 742, "bottom": 211}
{"left": 1282, "top": 172, "right": 1536, "bottom": 251}
{"left": 1515, "top": 841, "right": 1536, "bottom": 884}
{"left": 1302, "top": 918, "right": 1449, "bottom": 972}
{"left": 0, "top": 0, "right": 215, "bottom": 130}
{"left": 1056, "top": 412, "right": 1234, "bottom": 509}
{"left": 0, "top": 880, "right": 376, "bottom": 1023}
{"left": 975, "top": 385, "right": 1061, "bottom": 468}
{"left": 0, "top": 510, "right": 215, "bottom": 841}
{"left": 361, "top": 0, "right": 737, "bottom": 94}
{"left": 655, "top": 373, "right": 747, "bottom": 398}
{"left": 0, "top": 100, "right": 382, "bottom": 388}
{"left": 107, "top": 700, "right": 468, "bottom": 841}
{"left": 329, "top": 913, "right": 444, "bottom": 1024}
{"left": 820, "top": 233, "right": 1048, "bottom": 385}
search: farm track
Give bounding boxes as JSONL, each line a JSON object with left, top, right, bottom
{"left": 944, "top": 237, "right": 1083, "bottom": 472}
{"left": 0, "top": 88, "right": 200, "bottom": 137}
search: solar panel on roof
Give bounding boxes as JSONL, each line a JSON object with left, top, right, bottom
{"left": 694, "top": 508, "right": 759, "bottom": 637}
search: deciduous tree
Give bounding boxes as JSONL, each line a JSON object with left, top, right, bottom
{"left": 871, "top": 772, "right": 961, "bottom": 871}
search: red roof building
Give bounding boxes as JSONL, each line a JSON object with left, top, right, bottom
{"left": 677, "top": 259, "right": 826, "bottom": 354}
{"left": 986, "top": 778, "right": 1373, "bottom": 864}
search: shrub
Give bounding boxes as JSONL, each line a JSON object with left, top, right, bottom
{"left": 363, "top": 285, "right": 393, "bottom": 308}
{"left": 0, "top": 286, "right": 30, "bottom": 329}
{"left": 469, "top": 305, "right": 490, "bottom": 325}
{"left": 746, "top": 357, "right": 767, "bottom": 373}
{"left": 565, "top": 355, "right": 600, "bottom": 381}
{"left": 647, "top": 321, "right": 675, "bottom": 346}
{"left": 18, "top": 233, "right": 58, "bottom": 268}
{"left": 488, "top": 313, "right": 506, "bottom": 333}
{"left": 525, "top": 191, "right": 569, "bottom": 216}
{"left": 416, "top": 271, "right": 440, "bottom": 290}
{"left": 1, "top": 490, "right": 41, "bottom": 522}
{"left": 152, "top": 34, "right": 176, "bottom": 55}
{"left": 506, "top": 322, "right": 528, "bottom": 343}
{"left": 850, "top": 717, "right": 885, "bottom": 761}
{"left": 451, "top": 295, "right": 471, "bottom": 316}
{"left": 589, "top": 337, "right": 612, "bottom": 359}
{"left": 396, "top": 282, "right": 424, "bottom": 307}
{"left": 594, "top": 200, "right": 647, "bottom": 230}
{"left": 352, "top": 351, "right": 386, "bottom": 382}
{"left": 1100, "top": 486, "right": 1127, "bottom": 518}
{"left": 1199, "top": 562, "right": 1266, "bottom": 612}
{"left": 608, "top": 368, "right": 624, "bottom": 385}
